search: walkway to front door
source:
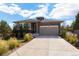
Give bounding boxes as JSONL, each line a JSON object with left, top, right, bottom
{"left": 9, "top": 36, "right": 79, "bottom": 56}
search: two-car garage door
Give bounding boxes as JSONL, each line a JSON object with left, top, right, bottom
{"left": 39, "top": 26, "right": 58, "bottom": 36}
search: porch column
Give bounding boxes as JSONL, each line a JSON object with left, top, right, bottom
{"left": 36, "top": 23, "right": 39, "bottom": 33}
{"left": 58, "top": 24, "right": 61, "bottom": 36}
{"left": 28, "top": 23, "right": 31, "bottom": 30}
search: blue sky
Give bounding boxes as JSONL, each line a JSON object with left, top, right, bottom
{"left": 0, "top": 3, "right": 79, "bottom": 28}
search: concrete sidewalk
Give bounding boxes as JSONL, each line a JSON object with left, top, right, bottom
{"left": 9, "top": 36, "right": 79, "bottom": 56}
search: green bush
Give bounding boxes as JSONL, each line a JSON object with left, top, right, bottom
{"left": 65, "top": 32, "right": 78, "bottom": 45}
{"left": 24, "top": 33, "right": 33, "bottom": 41}
{"left": 0, "top": 40, "right": 9, "bottom": 55}
{"left": 3, "top": 34, "right": 11, "bottom": 40}
{"left": 8, "top": 37, "right": 20, "bottom": 50}
{"left": 60, "top": 30, "right": 66, "bottom": 38}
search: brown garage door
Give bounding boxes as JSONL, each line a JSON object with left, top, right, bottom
{"left": 40, "top": 26, "right": 58, "bottom": 36}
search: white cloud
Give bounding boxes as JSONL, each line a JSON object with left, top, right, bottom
{"left": 17, "top": 4, "right": 49, "bottom": 18}
{"left": 38, "top": 4, "right": 45, "bottom": 8}
{"left": 8, "top": 22, "right": 14, "bottom": 29}
{"left": 11, "top": 3, "right": 19, "bottom": 7}
{"left": 0, "top": 3, "right": 21, "bottom": 15}
{"left": 19, "top": 10, "right": 33, "bottom": 18}
{"left": 29, "top": 4, "right": 49, "bottom": 18}
{"left": 49, "top": 3, "right": 79, "bottom": 19}
{"left": 48, "top": 3, "right": 79, "bottom": 26}
{"left": 29, "top": 7, "right": 48, "bottom": 18}
{"left": 0, "top": 3, "right": 49, "bottom": 18}
{"left": 0, "top": 3, "right": 33, "bottom": 18}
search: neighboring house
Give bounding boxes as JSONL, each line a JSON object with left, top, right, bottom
{"left": 13, "top": 17, "right": 63, "bottom": 36}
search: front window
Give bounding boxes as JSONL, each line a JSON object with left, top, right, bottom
{"left": 28, "top": 23, "right": 31, "bottom": 30}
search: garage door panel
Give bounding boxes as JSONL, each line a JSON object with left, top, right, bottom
{"left": 40, "top": 26, "right": 58, "bottom": 36}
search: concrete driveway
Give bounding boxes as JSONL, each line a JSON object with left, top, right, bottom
{"left": 9, "top": 36, "right": 79, "bottom": 56}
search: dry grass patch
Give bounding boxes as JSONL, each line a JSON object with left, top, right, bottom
{"left": 0, "top": 40, "right": 9, "bottom": 55}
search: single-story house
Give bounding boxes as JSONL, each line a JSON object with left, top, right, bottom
{"left": 13, "top": 17, "right": 63, "bottom": 36}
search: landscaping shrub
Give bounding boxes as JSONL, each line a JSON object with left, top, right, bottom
{"left": 65, "top": 32, "right": 78, "bottom": 45}
{"left": 3, "top": 34, "right": 11, "bottom": 40}
{"left": 60, "top": 27, "right": 68, "bottom": 38}
{"left": 24, "top": 33, "right": 33, "bottom": 41}
{"left": 0, "top": 40, "right": 9, "bottom": 55}
{"left": 60, "top": 30, "right": 66, "bottom": 38}
{"left": 8, "top": 37, "right": 20, "bottom": 50}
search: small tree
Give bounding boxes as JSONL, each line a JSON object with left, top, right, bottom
{"left": 0, "top": 20, "right": 12, "bottom": 40}
{"left": 73, "top": 13, "right": 79, "bottom": 30}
